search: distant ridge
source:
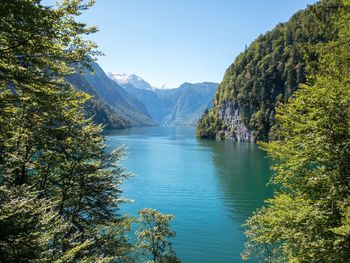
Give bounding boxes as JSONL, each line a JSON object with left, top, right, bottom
{"left": 109, "top": 73, "right": 218, "bottom": 126}
{"left": 66, "top": 62, "right": 155, "bottom": 129}
{"left": 108, "top": 72, "right": 155, "bottom": 91}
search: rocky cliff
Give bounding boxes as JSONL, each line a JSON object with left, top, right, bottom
{"left": 219, "top": 101, "right": 255, "bottom": 142}
{"left": 196, "top": 0, "right": 341, "bottom": 142}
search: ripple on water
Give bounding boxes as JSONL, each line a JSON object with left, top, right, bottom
{"left": 107, "top": 127, "right": 273, "bottom": 263}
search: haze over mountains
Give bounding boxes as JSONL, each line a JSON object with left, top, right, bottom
{"left": 109, "top": 73, "right": 156, "bottom": 91}
{"left": 66, "top": 62, "right": 155, "bottom": 129}
{"left": 109, "top": 72, "right": 218, "bottom": 126}
{"left": 66, "top": 62, "right": 217, "bottom": 129}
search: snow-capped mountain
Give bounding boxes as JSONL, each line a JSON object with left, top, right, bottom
{"left": 66, "top": 63, "right": 155, "bottom": 128}
{"left": 108, "top": 72, "right": 154, "bottom": 91}
{"left": 109, "top": 74, "right": 218, "bottom": 126}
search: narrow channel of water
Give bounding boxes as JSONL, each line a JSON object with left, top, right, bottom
{"left": 105, "top": 126, "right": 273, "bottom": 263}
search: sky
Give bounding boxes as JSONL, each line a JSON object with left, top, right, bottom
{"left": 78, "top": 0, "right": 319, "bottom": 88}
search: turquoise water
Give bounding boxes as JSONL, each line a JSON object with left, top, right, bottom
{"left": 105, "top": 126, "right": 273, "bottom": 263}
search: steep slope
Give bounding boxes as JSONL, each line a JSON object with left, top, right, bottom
{"left": 67, "top": 62, "right": 155, "bottom": 128}
{"left": 109, "top": 73, "right": 154, "bottom": 90}
{"left": 196, "top": 0, "right": 342, "bottom": 141}
{"left": 85, "top": 99, "right": 130, "bottom": 129}
{"left": 116, "top": 82, "right": 166, "bottom": 122}
{"left": 157, "top": 83, "right": 218, "bottom": 126}
{"left": 111, "top": 75, "right": 218, "bottom": 126}
{"left": 65, "top": 74, "right": 130, "bottom": 129}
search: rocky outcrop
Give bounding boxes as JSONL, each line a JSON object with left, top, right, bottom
{"left": 196, "top": 1, "right": 340, "bottom": 141}
{"left": 219, "top": 101, "right": 255, "bottom": 142}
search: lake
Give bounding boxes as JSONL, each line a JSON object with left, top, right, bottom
{"left": 104, "top": 126, "right": 273, "bottom": 263}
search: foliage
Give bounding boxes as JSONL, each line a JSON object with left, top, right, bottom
{"left": 0, "top": 0, "right": 133, "bottom": 261}
{"left": 196, "top": 109, "right": 225, "bottom": 139}
{"left": 85, "top": 98, "right": 131, "bottom": 129}
{"left": 197, "top": 0, "right": 343, "bottom": 141}
{"left": 66, "top": 62, "right": 155, "bottom": 128}
{"left": 136, "top": 208, "right": 180, "bottom": 263}
{"left": 65, "top": 72, "right": 131, "bottom": 129}
{"left": 242, "top": 1, "right": 350, "bottom": 261}
{"left": 0, "top": 186, "right": 75, "bottom": 262}
{"left": 0, "top": 1, "right": 179, "bottom": 262}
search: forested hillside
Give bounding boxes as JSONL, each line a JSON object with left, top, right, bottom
{"left": 0, "top": 1, "right": 178, "bottom": 262}
{"left": 111, "top": 75, "right": 218, "bottom": 126}
{"left": 243, "top": 0, "right": 350, "bottom": 261}
{"left": 197, "top": 0, "right": 342, "bottom": 141}
{"left": 157, "top": 82, "right": 218, "bottom": 126}
{"left": 66, "top": 71, "right": 130, "bottom": 129}
{"left": 66, "top": 62, "right": 155, "bottom": 128}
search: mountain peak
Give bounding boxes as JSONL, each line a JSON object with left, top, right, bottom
{"left": 108, "top": 72, "right": 154, "bottom": 91}
{"left": 108, "top": 72, "right": 131, "bottom": 84}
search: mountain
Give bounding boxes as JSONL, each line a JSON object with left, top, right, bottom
{"left": 109, "top": 74, "right": 218, "bottom": 126}
{"left": 109, "top": 73, "right": 154, "bottom": 91}
{"left": 66, "top": 62, "right": 155, "bottom": 128}
{"left": 85, "top": 99, "right": 130, "bottom": 129}
{"left": 66, "top": 72, "right": 130, "bottom": 129}
{"left": 156, "top": 82, "right": 218, "bottom": 126}
{"left": 196, "top": 0, "right": 341, "bottom": 142}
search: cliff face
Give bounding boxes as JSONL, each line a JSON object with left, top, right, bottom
{"left": 114, "top": 81, "right": 218, "bottom": 127}
{"left": 67, "top": 62, "right": 155, "bottom": 128}
{"left": 158, "top": 82, "right": 217, "bottom": 126}
{"left": 196, "top": 0, "right": 342, "bottom": 142}
{"left": 219, "top": 101, "right": 255, "bottom": 142}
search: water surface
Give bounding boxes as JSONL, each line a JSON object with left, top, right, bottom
{"left": 105, "top": 126, "right": 272, "bottom": 263}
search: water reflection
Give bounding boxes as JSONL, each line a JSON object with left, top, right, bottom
{"left": 198, "top": 139, "right": 273, "bottom": 223}
{"left": 105, "top": 127, "right": 273, "bottom": 263}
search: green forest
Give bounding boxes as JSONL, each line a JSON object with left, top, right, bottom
{"left": 197, "top": 0, "right": 345, "bottom": 141}
{"left": 0, "top": 1, "right": 178, "bottom": 262}
{"left": 197, "top": 0, "right": 350, "bottom": 261}
{"left": 242, "top": 0, "right": 350, "bottom": 261}
{"left": 1, "top": 0, "right": 350, "bottom": 262}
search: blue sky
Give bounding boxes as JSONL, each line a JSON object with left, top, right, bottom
{"left": 80, "top": 0, "right": 318, "bottom": 88}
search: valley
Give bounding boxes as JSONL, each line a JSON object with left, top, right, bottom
{"left": 66, "top": 63, "right": 217, "bottom": 130}
{"left": 2, "top": 0, "right": 349, "bottom": 262}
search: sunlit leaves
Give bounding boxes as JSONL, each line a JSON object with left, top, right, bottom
{"left": 136, "top": 208, "right": 179, "bottom": 263}
{"left": 243, "top": 1, "right": 350, "bottom": 261}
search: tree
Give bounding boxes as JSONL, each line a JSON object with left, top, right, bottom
{"left": 136, "top": 208, "right": 180, "bottom": 263}
{"left": 196, "top": 0, "right": 343, "bottom": 141}
{"left": 242, "top": 1, "right": 350, "bottom": 261}
{"left": 0, "top": 186, "right": 62, "bottom": 262}
{"left": 0, "top": 0, "right": 132, "bottom": 261}
{"left": 196, "top": 109, "right": 224, "bottom": 139}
